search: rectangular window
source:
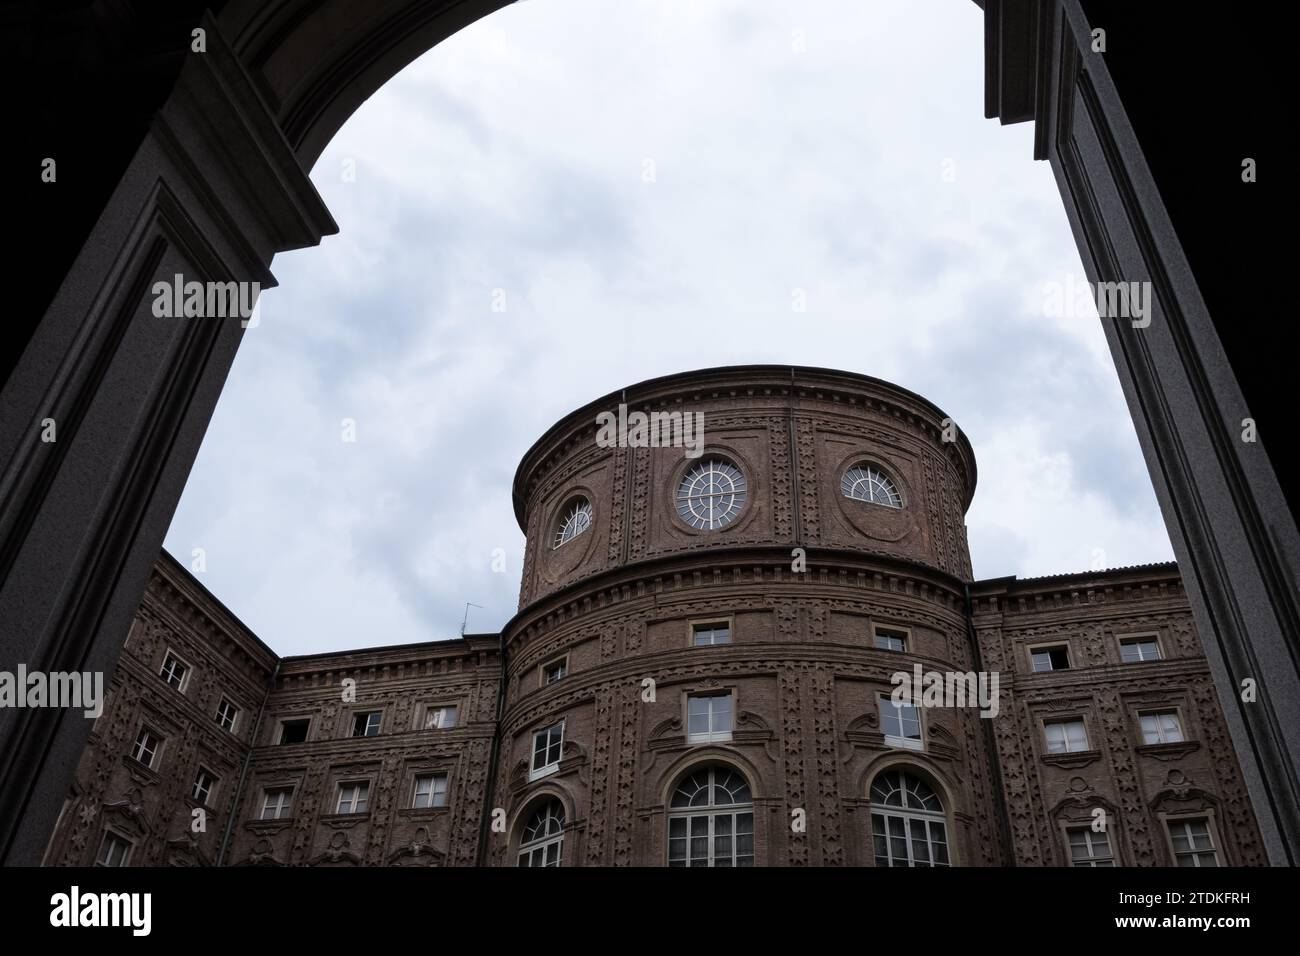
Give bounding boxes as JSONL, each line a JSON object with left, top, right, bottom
{"left": 131, "top": 729, "right": 160, "bottom": 768}
{"left": 278, "top": 719, "right": 309, "bottom": 745}
{"left": 687, "top": 692, "right": 733, "bottom": 743}
{"left": 872, "top": 811, "right": 949, "bottom": 867}
{"left": 260, "top": 787, "right": 293, "bottom": 820}
{"left": 1168, "top": 818, "right": 1219, "bottom": 867}
{"left": 543, "top": 659, "right": 568, "bottom": 685}
{"left": 1068, "top": 827, "right": 1114, "bottom": 866}
{"left": 1139, "top": 710, "right": 1185, "bottom": 745}
{"left": 412, "top": 773, "right": 449, "bottom": 809}
{"left": 1044, "top": 718, "right": 1090, "bottom": 754}
{"left": 873, "top": 626, "right": 907, "bottom": 652}
{"left": 95, "top": 832, "right": 133, "bottom": 867}
{"left": 337, "top": 781, "right": 370, "bottom": 814}
{"left": 1120, "top": 636, "right": 1162, "bottom": 663}
{"left": 530, "top": 722, "right": 565, "bottom": 780}
{"left": 878, "top": 695, "right": 923, "bottom": 749}
{"left": 1030, "top": 645, "right": 1071, "bottom": 672}
{"left": 425, "top": 705, "right": 458, "bottom": 730}
{"left": 692, "top": 622, "right": 731, "bottom": 646}
{"left": 192, "top": 768, "right": 217, "bottom": 805}
{"left": 352, "top": 711, "right": 382, "bottom": 737}
{"left": 215, "top": 697, "right": 240, "bottom": 733}
{"left": 159, "top": 653, "right": 189, "bottom": 690}
{"left": 668, "top": 810, "right": 754, "bottom": 867}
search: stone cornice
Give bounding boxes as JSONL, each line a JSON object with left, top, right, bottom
{"left": 275, "top": 635, "right": 499, "bottom": 682}
{"left": 982, "top": 0, "right": 1046, "bottom": 136}
{"left": 246, "top": 725, "right": 496, "bottom": 767}
{"left": 165, "top": 11, "right": 337, "bottom": 256}
{"left": 268, "top": 671, "right": 491, "bottom": 702}
{"left": 503, "top": 545, "right": 971, "bottom": 652}
{"left": 501, "top": 642, "right": 975, "bottom": 729}
{"left": 970, "top": 562, "right": 1184, "bottom": 619}
{"left": 1010, "top": 658, "right": 1213, "bottom": 692}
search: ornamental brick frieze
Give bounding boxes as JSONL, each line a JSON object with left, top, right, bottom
{"left": 247, "top": 733, "right": 485, "bottom": 769}
{"left": 611, "top": 685, "right": 641, "bottom": 865}
{"left": 506, "top": 558, "right": 969, "bottom": 651}
{"left": 1187, "top": 677, "right": 1266, "bottom": 865}
{"left": 767, "top": 416, "right": 794, "bottom": 541}
{"left": 583, "top": 683, "right": 617, "bottom": 864}
{"left": 973, "top": 581, "right": 1189, "bottom": 621}
{"left": 1011, "top": 660, "right": 1211, "bottom": 693}
{"left": 502, "top": 646, "right": 985, "bottom": 737}
{"left": 605, "top": 446, "right": 629, "bottom": 564}
{"left": 626, "top": 446, "right": 653, "bottom": 561}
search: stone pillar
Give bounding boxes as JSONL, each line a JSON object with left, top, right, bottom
{"left": 0, "top": 15, "right": 336, "bottom": 865}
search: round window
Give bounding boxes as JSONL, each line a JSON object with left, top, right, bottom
{"left": 676, "top": 459, "right": 747, "bottom": 530}
{"left": 553, "top": 498, "right": 593, "bottom": 548}
{"left": 841, "top": 464, "right": 902, "bottom": 508}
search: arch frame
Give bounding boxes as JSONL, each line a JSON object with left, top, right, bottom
{"left": 506, "top": 784, "right": 579, "bottom": 867}
{"left": 0, "top": 0, "right": 1295, "bottom": 867}
{"left": 655, "top": 754, "right": 763, "bottom": 868}
{"left": 862, "top": 759, "right": 959, "bottom": 868}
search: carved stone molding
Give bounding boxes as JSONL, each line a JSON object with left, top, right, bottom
{"left": 1040, "top": 749, "right": 1102, "bottom": 770}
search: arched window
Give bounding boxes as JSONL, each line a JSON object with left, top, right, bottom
{"left": 668, "top": 765, "right": 754, "bottom": 866}
{"left": 553, "top": 497, "right": 593, "bottom": 548}
{"left": 841, "top": 464, "right": 902, "bottom": 508}
{"left": 676, "top": 459, "right": 747, "bottom": 530}
{"left": 869, "top": 769, "right": 949, "bottom": 866}
{"left": 517, "top": 799, "right": 565, "bottom": 867}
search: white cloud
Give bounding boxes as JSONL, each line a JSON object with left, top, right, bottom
{"left": 164, "top": 0, "right": 1173, "bottom": 654}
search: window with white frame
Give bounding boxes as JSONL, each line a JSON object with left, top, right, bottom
{"left": 553, "top": 498, "right": 593, "bottom": 549}
{"left": 1139, "top": 710, "right": 1185, "bottom": 745}
{"left": 412, "top": 773, "right": 449, "bottom": 809}
{"left": 260, "top": 787, "right": 293, "bottom": 820}
{"left": 873, "top": 626, "right": 907, "bottom": 652}
{"left": 1044, "top": 718, "right": 1090, "bottom": 754}
{"left": 668, "top": 765, "right": 754, "bottom": 867}
{"left": 1120, "top": 636, "right": 1162, "bottom": 663}
{"left": 517, "top": 799, "right": 565, "bottom": 867}
{"left": 1168, "top": 818, "right": 1219, "bottom": 867}
{"left": 1030, "top": 644, "right": 1071, "bottom": 672}
{"left": 1067, "top": 827, "right": 1114, "bottom": 866}
{"left": 543, "top": 659, "right": 568, "bottom": 685}
{"left": 425, "top": 704, "right": 459, "bottom": 730}
{"left": 95, "top": 831, "right": 133, "bottom": 867}
{"left": 870, "top": 770, "right": 949, "bottom": 867}
{"left": 352, "top": 711, "right": 382, "bottom": 737}
{"left": 530, "top": 722, "right": 564, "bottom": 780}
{"left": 336, "top": 781, "right": 370, "bottom": 814}
{"left": 215, "top": 697, "right": 239, "bottom": 733}
{"left": 879, "top": 695, "right": 923, "bottom": 750}
{"left": 676, "top": 459, "right": 747, "bottom": 530}
{"left": 687, "top": 692, "right": 733, "bottom": 743}
{"left": 159, "top": 652, "right": 189, "bottom": 690}
{"left": 841, "top": 464, "right": 902, "bottom": 508}
{"left": 131, "top": 728, "right": 160, "bottom": 768}
{"left": 192, "top": 768, "right": 217, "bottom": 805}
{"left": 692, "top": 622, "right": 731, "bottom": 646}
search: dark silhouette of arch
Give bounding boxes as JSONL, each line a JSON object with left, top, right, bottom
{"left": 0, "top": 0, "right": 1293, "bottom": 866}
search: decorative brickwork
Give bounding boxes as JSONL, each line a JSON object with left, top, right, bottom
{"left": 48, "top": 368, "right": 1261, "bottom": 868}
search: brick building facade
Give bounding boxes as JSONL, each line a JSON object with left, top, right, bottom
{"left": 44, "top": 366, "right": 1264, "bottom": 867}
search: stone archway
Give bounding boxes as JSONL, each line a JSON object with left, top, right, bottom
{"left": 1, "top": 0, "right": 1295, "bottom": 866}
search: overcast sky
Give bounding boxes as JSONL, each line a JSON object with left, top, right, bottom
{"left": 163, "top": 0, "right": 1174, "bottom": 655}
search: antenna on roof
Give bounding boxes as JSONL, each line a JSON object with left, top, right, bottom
{"left": 461, "top": 602, "right": 483, "bottom": 636}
